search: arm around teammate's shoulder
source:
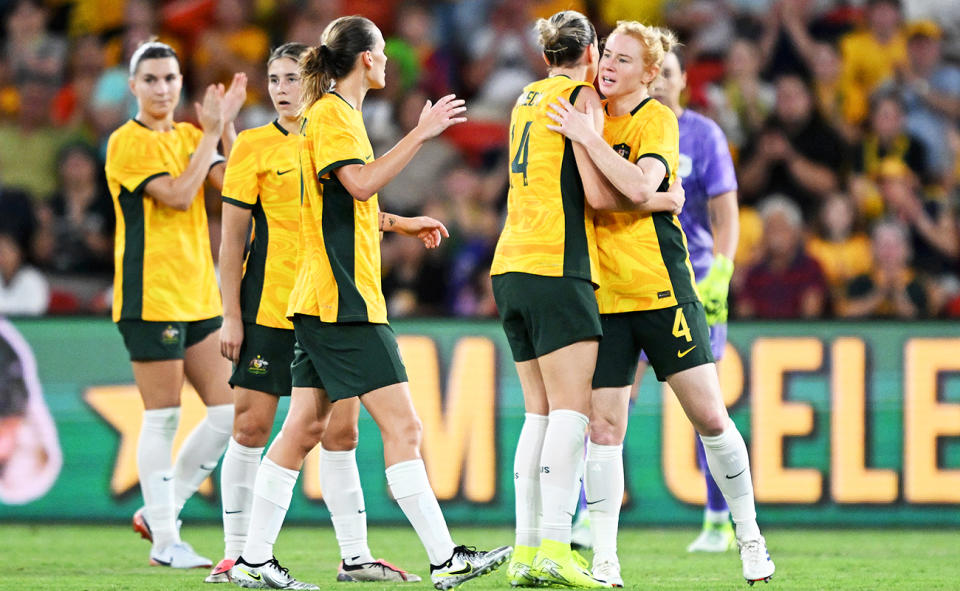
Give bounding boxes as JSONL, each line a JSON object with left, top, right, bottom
{"left": 548, "top": 93, "right": 674, "bottom": 211}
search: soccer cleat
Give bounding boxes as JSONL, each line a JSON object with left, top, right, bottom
{"left": 336, "top": 558, "right": 422, "bottom": 582}
{"left": 132, "top": 506, "right": 182, "bottom": 544}
{"left": 149, "top": 541, "right": 213, "bottom": 569}
{"left": 531, "top": 539, "right": 612, "bottom": 588}
{"left": 205, "top": 558, "right": 235, "bottom": 583}
{"left": 570, "top": 512, "right": 592, "bottom": 550}
{"left": 738, "top": 536, "right": 775, "bottom": 585}
{"left": 230, "top": 556, "right": 319, "bottom": 589}
{"left": 506, "top": 544, "right": 538, "bottom": 587}
{"left": 133, "top": 507, "right": 152, "bottom": 542}
{"left": 687, "top": 520, "right": 736, "bottom": 553}
{"left": 430, "top": 545, "right": 512, "bottom": 590}
{"left": 592, "top": 555, "right": 623, "bottom": 588}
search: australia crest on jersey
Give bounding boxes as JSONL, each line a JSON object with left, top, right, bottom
{"left": 613, "top": 143, "right": 632, "bottom": 160}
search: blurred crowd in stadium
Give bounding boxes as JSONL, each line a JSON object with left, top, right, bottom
{"left": 0, "top": 0, "right": 958, "bottom": 319}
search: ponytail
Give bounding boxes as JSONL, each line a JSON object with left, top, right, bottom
{"left": 299, "top": 45, "right": 329, "bottom": 115}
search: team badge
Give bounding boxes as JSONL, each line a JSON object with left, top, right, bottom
{"left": 161, "top": 325, "right": 180, "bottom": 345}
{"left": 248, "top": 355, "right": 269, "bottom": 375}
{"left": 613, "top": 143, "right": 631, "bottom": 160}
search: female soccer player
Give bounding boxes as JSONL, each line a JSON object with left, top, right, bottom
{"left": 211, "top": 43, "right": 419, "bottom": 584}
{"left": 492, "top": 11, "right": 682, "bottom": 588}
{"left": 104, "top": 41, "right": 246, "bottom": 568}
{"left": 648, "top": 48, "right": 741, "bottom": 554}
{"left": 547, "top": 21, "right": 774, "bottom": 587}
{"left": 228, "top": 16, "right": 510, "bottom": 590}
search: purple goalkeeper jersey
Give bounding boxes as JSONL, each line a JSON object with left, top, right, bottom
{"left": 676, "top": 109, "right": 737, "bottom": 281}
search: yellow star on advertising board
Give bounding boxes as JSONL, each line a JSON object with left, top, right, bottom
{"left": 84, "top": 384, "right": 214, "bottom": 497}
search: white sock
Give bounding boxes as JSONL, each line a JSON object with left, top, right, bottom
{"left": 173, "top": 403, "right": 233, "bottom": 512}
{"left": 320, "top": 447, "right": 374, "bottom": 563}
{"left": 138, "top": 407, "right": 181, "bottom": 550}
{"left": 585, "top": 441, "right": 623, "bottom": 558}
{"left": 699, "top": 419, "right": 761, "bottom": 541}
{"left": 385, "top": 459, "right": 455, "bottom": 565}
{"left": 514, "top": 413, "right": 547, "bottom": 548}
{"left": 243, "top": 458, "right": 299, "bottom": 564}
{"left": 539, "top": 409, "right": 588, "bottom": 544}
{"left": 220, "top": 437, "right": 263, "bottom": 560}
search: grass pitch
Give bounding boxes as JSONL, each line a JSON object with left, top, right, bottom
{"left": 3, "top": 524, "right": 958, "bottom": 590}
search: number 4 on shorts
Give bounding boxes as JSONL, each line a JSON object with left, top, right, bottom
{"left": 672, "top": 307, "right": 692, "bottom": 342}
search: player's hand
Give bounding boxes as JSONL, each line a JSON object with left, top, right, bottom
{"left": 415, "top": 94, "right": 467, "bottom": 140}
{"left": 665, "top": 180, "right": 685, "bottom": 215}
{"left": 220, "top": 315, "right": 243, "bottom": 363}
{"left": 545, "top": 96, "right": 599, "bottom": 145}
{"left": 399, "top": 216, "right": 450, "bottom": 249}
{"left": 196, "top": 84, "right": 225, "bottom": 135}
{"left": 221, "top": 72, "right": 248, "bottom": 124}
{"left": 698, "top": 254, "right": 734, "bottom": 326}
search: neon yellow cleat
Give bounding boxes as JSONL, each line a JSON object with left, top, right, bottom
{"left": 507, "top": 545, "right": 540, "bottom": 587}
{"left": 531, "top": 540, "right": 611, "bottom": 588}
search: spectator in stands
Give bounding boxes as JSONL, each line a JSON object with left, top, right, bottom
{"left": 876, "top": 159, "right": 958, "bottom": 280}
{"left": 896, "top": 21, "right": 960, "bottom": 183}
{"left": 0, "top": 73, "right": 76, "bottom": 200}
{"left": 463, "top": 0, "right": 543, "bottom": 120}
{"left": 736, "top": 196, "right": 827, "bottom": 318}
{"left": 806, "top": 193, "right": 873, "bottom": 310}
{"left": 50, "top": 35, "right": 105, "bottom": 130}
{"left": 842, "top": 220, "right": 928, "bottom": 318}
{"left": 705, "top": 37, "right": 775, "bottom": 150}
{"left": 381, "top": 232, "right": 448, "bottom": 317}
{"left": 738, "top": 73, "right": 845, "bottom": 221}
{"left": 769, "top": 1, "right": 865, "bottom": 141}
{"left": 0, "top": 229, "right": 49, "bottom": 316}
{"left": 375, "top": 90, "right": 462, "bottom": 214}
{"left": 840, "top": 0, "right": 906, "bottom": 110}
{"left": 33, "top": 143, "right": 114, "bottom": 276}
{"left": 807, "top": 42, "right": 863, "bottom": 143}
{"left": 3, "top": 0, "right": 67, "bottom": 84}
{"left": 286, "top": 0, "right": 341, "bottom": 46}
{"left": 192, "top": 0, "right": 269, "bottom": 104}
{"left": 0, "top": 185, "right": 36, "bottom": 258}
{"left": 854, "top": 91, "right": 931, "bottom": 185}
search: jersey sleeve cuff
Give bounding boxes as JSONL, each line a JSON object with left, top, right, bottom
{"left": 222, "top": 196, "right": 255, "bottom": 209}
{"left": 126, "top": 172, "right": 171, "bottom": 196}
{"left": 316, "top": 158, "right": 365, "bottom": 181}
{"left": 637, "top": 153, "right": 671, "bottom": 181}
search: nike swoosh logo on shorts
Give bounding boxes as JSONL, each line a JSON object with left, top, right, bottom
{"left": 726, "top": 468, "right": 746, "bottom": 479}
{"left": 678, "top": 345, "right": 697, "bottom": 358}
{"left": 277, "top": 169, "right": 294, "bottom": 175}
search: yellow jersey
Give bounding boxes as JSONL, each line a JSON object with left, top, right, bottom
{"left": 221, "top": 121, "right": 300, "bottom": 330}
{"left": 594, "top": 98, "right": 698, "bottom": 314}
{"left": 287, "top": 92, "right": 386, "bottom": 324}
{"left": 491, "top": 75, "right": 599, "bottom": 283}
{"left": 105, "top": 119, "right": 221, "bottom": 322}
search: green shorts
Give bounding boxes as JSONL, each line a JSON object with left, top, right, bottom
{"left": 116, "top": 316, "right": 222, "bottom": 361}
{"left": 290, "top": 315, "right": 408, "bottom": 401}
{"left": 229, "top": 323, "right": 295, "bottom": 397}
{"left": 492, "top": 272, "right": 602, "bottom": 363}
{"left": 593, "top": 301, "right": 714, "bottom": 386}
